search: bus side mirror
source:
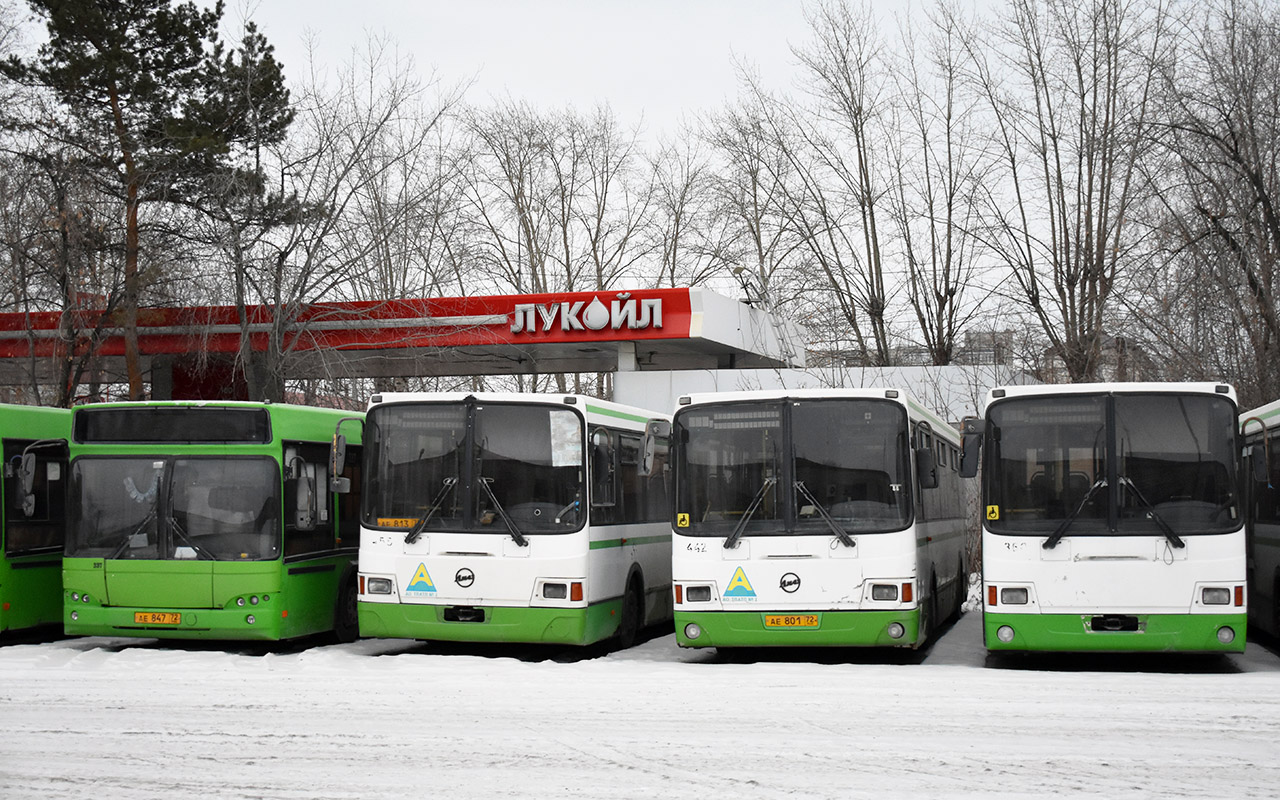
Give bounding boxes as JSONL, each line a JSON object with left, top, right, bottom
{"left": 295, "top": 466, "right": 317, "bottom": 531}
{"left": 19, "top": 452, "right": 36, "bottom": 517}
{"left": 917, "top": 448, "right": 938, "bottom": 489}
{"left": 640, "top": 419, "right": 671, "bottom": 477}
{"left": 960, "top": 417, "right": 981, "bottom": 479}
{"left": 330, "top": 433, "right": 350, "bottom": 494}
{"left": 1252, "top": 443, "right": 1269, "bottom": 484}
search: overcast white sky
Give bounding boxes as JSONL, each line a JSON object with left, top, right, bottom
{"left": 236, "top": 0, "right": 825, "bottom": 138}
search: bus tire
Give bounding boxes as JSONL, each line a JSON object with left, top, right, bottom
{"left": 334, "top": 567, "right": 359, "bottom": 644}
{"left": 616, "top": 578, "right": 643, "bottom": 650}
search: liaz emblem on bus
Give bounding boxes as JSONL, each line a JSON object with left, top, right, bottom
{"left": 405, "top": 563, "right": 438, "bottom": 596}
{"left": 723, "top": 567, "right": 757, "bottom": 601}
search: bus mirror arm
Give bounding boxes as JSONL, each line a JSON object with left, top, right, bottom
{"left": 1250, "top": 444, "right": 1269, "bottom": 485}
{"left": 19, "top": 452, "right": 36, "bottom": 516}
{"left": 960, "top": 417, "right": 981, "bottom": 479}
{"left": 329, "top": 416, "right": 365, "bottom": 493}
{"left": 916, "top": 448, "right": 938, "bottom": 489}
{"left": 640, "top": 419, "right": 671, "bottom": 478}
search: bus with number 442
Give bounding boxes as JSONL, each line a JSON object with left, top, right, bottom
{"left": 667, "top": 389, "right": 968, "bottom": 649}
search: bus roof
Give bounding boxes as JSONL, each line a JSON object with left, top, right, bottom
{"left": 365, "top": 391, "right": 670, "bottom": 422}
{"left": 674, "top": 388, "right": 957, "bottom": 442}
{"left": 984, "top": 382, "right": 1237, "bottom": 412}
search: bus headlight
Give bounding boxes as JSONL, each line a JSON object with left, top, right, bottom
{"left": 686, "top": 585, "right": 712, "bottom": 603}
{"left": 1217, "top": 626, "right": 1236, "bottom": 644}
{"left": 997, "top": 625, "right": 1016, "bottom": 643}
{"left": 684, "top": 623, "right": 702, "bottom": 640}
{"left": 543, "top": 582, "right": 568, "bottom": 599}
{"left": 886, "top": 622, "right": 905, "bottom": 639}
{"left": 1000, "top": 588, "right": 1029, "bottom": 605}
{"left": 871, "top": 584, "right": 898, "bottom": 601}
{"left": 1201, "top": 588, "right": 1230, "bottom": 605}
{"left": 367, "top": 578, "right": 393, "bottom": 595}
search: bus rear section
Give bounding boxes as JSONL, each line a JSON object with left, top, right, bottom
{"left": 355, "top": 392, "right": 671, "bottom": 647}
{"left": 670, "top": 390, "right": 967, "bottom": 649}
{"left": 966, "top": 384, "right": 1246, "bottom": 653}
{"left": 62, "top": 402, "right": 363, "bottom": 642}
{"left": 0, "top": 404, "right": 71, "bottom": 635}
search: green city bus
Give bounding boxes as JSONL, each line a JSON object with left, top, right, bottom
{"left": 63, "top": 401, "right": 363, "bottom": 641}
{"left": 1, "top": 404, "right": 71, "bottom": 635}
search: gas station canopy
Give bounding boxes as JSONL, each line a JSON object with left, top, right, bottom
{"left": 0, "top": 288, "right": 805, "bottom": 398}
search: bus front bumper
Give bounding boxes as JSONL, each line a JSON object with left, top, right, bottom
{"left": 64, "top": 603, "right": 285, "bottom": 641}
{"left": 358, "top": 599, "right": 621, "bottom": 645}
{"left": 674, "top": 609, "right": 920, "bottom": 648}
{"left": 983, "top": 610, "right": 1247, "bottom": 652}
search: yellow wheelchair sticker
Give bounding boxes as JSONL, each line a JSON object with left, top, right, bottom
{"left": 677, "top": 513, "right": 690, "bottom": 528}
{"left": 986, "top": 505, "right": 1000, "bottom": 521}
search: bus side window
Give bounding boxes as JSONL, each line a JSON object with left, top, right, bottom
{"left": 3, "top": 442, "right": 67, "bottom": 555}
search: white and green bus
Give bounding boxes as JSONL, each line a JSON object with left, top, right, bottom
{"left": 962, "top": 383, "right": 1246, "bottom": 653}
{"left": 345, "top": 392, "right": 672, "bottom": 647}
{"left": 669, "top": 389, "right": 967, "bottom": 649}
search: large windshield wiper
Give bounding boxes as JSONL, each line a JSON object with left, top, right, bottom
{"left": 477, "top": 477, "right": 528, "bottom": 547}
{"left": 1118, "top": 476, "right": 1186, "bottom": 549}
{"left": 794, "top": 481, "right": 855, "bottom": 548}
{"left": 1043, "top": 477, "right": 1107, "bottom": 550}
{"left": 109, "top": 508, "right": 158, "bottom": 558}
{"left": 724, "top": 477, "right": 776, "bottom": 550}
{"left": 167, "top": 515, "right": 213, "bottom": 560}
{"left": 404, "top": 478, "right": 457, "bottom": 544}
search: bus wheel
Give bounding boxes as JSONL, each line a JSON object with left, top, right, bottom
{"left": 616, "top": 581, "right": 643, "bottom": 650}
{"left": 334, "top": 570, "right": 359, "bottom": 644}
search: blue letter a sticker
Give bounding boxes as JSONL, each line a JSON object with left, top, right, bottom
{"left": 724, "top": 567, "right": 756, "bottom": 598}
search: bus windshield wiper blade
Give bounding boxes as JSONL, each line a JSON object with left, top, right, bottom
{"left": 724, "top": 477, "right": 776, "bottom": 550}
{"left": 1118, "top": 477, "right": 1186, "bottom": 549}
{"left": 478, "top": 477, "right": 528, "bottom": 547}
{"left": 109, "top": 508, "right": 158, "bottom": 558}
{"left": 404, "top": 478, "right": 457, "bottom": 544}
{"left": 1043, "top": 477, "right": 1107, "bottom": 550}
{"left": 168, "top": 515, "right": 213, "bottom": 560}
{"left": 794, "top": 481, "right": 855, "bottom": 548}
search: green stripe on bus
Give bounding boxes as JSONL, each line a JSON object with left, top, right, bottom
{"left": 589, "top": 534, "right": 673, "bottom": 550}
{"left": 585, "top": 404, "right": 652, "bottom": 424}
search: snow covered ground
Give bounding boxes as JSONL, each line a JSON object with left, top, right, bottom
{"left": 2, "top": 608, "right": 1278, "bottom": 799}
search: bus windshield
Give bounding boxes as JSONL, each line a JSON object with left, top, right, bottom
{"left": 67, "top": 457, "right": 281, "bottom": 560}
{"left": 986, "top": 393, "right": 1238, "bottom": 536}
{"left": 675, "top": 398, "right": 911, "bottom": 537}
{"left": 364, "top": 402, "right": 585, "bottom": 533}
